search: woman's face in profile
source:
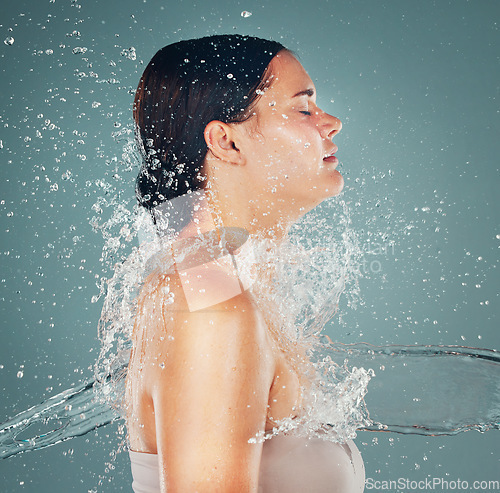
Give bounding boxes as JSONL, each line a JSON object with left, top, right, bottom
{"left": 237, "top": 51, "right": 344, "bottom": 212}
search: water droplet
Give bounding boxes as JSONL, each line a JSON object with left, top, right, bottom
{"left": 241, "top": 11, "right": 252, "bottom": 18}
{"left": 227, "top": 73, "right": 234, "bottom": 79}
{"left": 120, "top": 47, "right": 136, "bottom": 61}
{"left": 50, "top": 183, "right": 59, "bottom": 191}
{"left": 92, "top": 101, "right": 101, "bottom": 108}
{"left": 72, "top": 46, "right": 87, "bottom": 54}
{"left": 4, "top": 37, "right": 14, "bottom": 46}
{"left": 17, "top": 371, "right": 24, "bottom": 378}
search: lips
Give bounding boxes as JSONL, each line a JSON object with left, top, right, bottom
{"left": 323, "top": 155, "right": 339, "bottom": 165}
{"left": 323, "top": 144, "right": 339, "bottom": 165}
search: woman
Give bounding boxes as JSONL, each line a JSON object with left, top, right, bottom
{"left": 125, "top": 34, "right": 365, "bottom": 492}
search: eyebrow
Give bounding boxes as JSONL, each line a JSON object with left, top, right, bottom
{"left": 292, "top": 88, "right": 315, "bottom": 98}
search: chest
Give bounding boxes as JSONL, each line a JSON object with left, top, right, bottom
{"left": 266, "top": 351, "right": 302, "bottom": 430}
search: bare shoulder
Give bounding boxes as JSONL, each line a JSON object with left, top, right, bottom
{"left": 135, "top": 265, "right": 275, "bottom": 393}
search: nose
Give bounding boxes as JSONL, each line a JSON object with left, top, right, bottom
{"left": 320, "top": 112, "right": 342, "bottom": 141}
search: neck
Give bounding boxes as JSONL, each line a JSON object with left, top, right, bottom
{"left": 193, "top": 185, "right": 311, "bottom": 245}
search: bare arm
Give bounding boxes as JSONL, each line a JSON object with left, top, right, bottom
{"left": 150, "top": 290, "right": 275, "bottom": 493}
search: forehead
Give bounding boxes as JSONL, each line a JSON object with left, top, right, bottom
{"left": 265, "top": 51, "right": 315, "bottom": 99}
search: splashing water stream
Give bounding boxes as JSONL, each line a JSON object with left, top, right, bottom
{"left": 1, "top": 343, "right": 498, "bottom": 459}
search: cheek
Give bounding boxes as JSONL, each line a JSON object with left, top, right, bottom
{"left": 264, "top": 124, "right": 316, "bottom": 162}
{"left": 248, "top": 121, "right": 322, "bottom": 190}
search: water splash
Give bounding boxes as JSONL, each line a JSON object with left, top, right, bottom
{"left": 90, "top": 177, "right": 371, "bottom": 446}
{"left": 320, "top": 341, "right": 500, "bottom": 436}
{"left": 1, "top": 343, "right": 498, "bottom": 459}
{"left": 0, "top": 379, "right": 118, "bottom": 459}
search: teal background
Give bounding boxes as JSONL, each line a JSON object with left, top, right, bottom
{"left": 1, "top": 0, "right": 498, "bottom": 490}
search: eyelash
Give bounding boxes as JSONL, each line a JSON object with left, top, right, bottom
{"left": 300, "top": 111, "right": 311, "bottom": 116}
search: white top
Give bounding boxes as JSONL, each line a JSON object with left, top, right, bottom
{"left": 129, "top": 434, "right": 365, "bottom": 492}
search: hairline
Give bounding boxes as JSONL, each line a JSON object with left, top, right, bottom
{"left": 233, "top": 48, "right": 295, "bottom": 132}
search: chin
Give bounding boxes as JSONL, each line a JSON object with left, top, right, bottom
{"left": 324, "top": 170, "right": 344, "bottom": 197}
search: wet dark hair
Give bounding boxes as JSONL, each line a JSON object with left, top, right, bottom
{"left": 133, "top": 34, "right": 286, "bottom": 210}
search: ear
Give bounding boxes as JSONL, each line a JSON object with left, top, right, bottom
{"left": 204, "top": 121, "right": 245, "bottom": 165}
